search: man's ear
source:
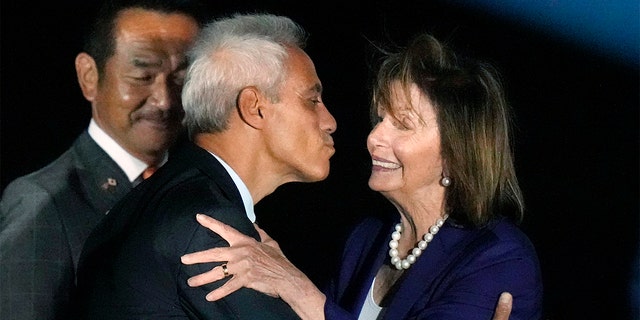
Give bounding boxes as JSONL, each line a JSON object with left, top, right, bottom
{"left": 75, "top": 52, "right": 99, "bottom": 101}
{"left": 237, "top": 86, "right": 265, "bottom": 129}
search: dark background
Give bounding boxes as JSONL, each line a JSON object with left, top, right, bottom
{"left": 1, "top": 1, "right": 638, "bottom": 319}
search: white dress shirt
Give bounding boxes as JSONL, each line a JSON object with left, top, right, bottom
{"left": 208, "top": 152, "right": 256, "bottom": 223}
{"left": 88, "top": 119, "right": 167, "bottom": 183}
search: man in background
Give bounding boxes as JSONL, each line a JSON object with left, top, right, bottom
{"left": 0, "top": 1, "right": 204, "bottom": 318}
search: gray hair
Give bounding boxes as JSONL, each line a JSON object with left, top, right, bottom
{"left": 182, "top": 13, "right": 308, "bottom": 136}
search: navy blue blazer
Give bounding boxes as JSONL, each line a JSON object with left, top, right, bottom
{"left": 75, "top": 142, "right": 299, "bottom": 319}
{"left": 324, "top": 215, "right": 543, "bottom": 319}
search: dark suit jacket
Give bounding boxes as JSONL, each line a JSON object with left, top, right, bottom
{"left": 0, "top": 131, "right": 133, "bottom": 320}
{"left": 324, "top": 215, "right": 543, "bottom": 320}
{"left": 75, "top": 142, "right": 300, "bottom": 319}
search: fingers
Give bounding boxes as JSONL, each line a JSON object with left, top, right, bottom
{"left": 254, "top": 223, "right": 271, "bottom": 242}
{"left": 195, "top": 213, "right": 252, "bottom": 245}
{"left": 187, "top": 264, "right": 227, "bottom": 287}
{"left": 181, "top": 247, "right": 224, "bottom": 265}
{"left": 182, "top": 214, "right": 262, "bottom": 265}
{"left": 188, "top": 263, "right": 275, "bottom": 302}
{"left": 492, "top": 292, "right": 513, "bottom": 320}
{"left": 254, "top": 223, "right": 281, "bottom": 250}
{"left": 185, "top": 263, "right": 244, "bottom": 302}
{"left": 205, "top": 276, "right": 245, "bottom": 301}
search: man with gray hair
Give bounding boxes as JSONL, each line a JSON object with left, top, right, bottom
{"left": 75, "top": 13, "right": 336, "bottom": 319}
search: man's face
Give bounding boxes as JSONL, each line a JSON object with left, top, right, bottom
{"left": 263, "top": 47, "right": 337, "bottom": 183}
{"left": 91, "top": 8, "right": 199, "bottom": 163}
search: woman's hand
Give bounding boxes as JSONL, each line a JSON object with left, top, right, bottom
{"left": 492, "top": 292, "right": 513, "bottom": 320}
{"left": 181, "top": 214, "right": 511, "bottom": 320}
{"left": 181, "top": 214, "right": 326, "bottom": 320}
{"left": 181, "top": 214, "right": 285, "bottom": 300}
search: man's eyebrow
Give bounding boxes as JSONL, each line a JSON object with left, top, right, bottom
{"left": 311, "top": 83, "right": 323, "bottom": 94}
{"left": 132, "top": 58, "right": 162, "bottom": 68}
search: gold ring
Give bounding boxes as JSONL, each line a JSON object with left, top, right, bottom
{"left": 221, "top": 263, "right": 229, "bottom": 277}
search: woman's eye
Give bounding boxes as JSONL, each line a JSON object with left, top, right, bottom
{"left": 393, "top": 120, "right": 407, "bottom": 130}
{"left": 392, "top": 117, "right": 413, "bottom": 130}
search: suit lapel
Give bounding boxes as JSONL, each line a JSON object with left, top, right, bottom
{"left": 382, "top": 230, "right": 452, "bottom": 319}
{"left": 171, "top": 142, "right": 245, "bottom": 211}
{"left": 73, "top": 132, "right": 132, "bottom": 215}
{"left": 61, "top": 132, "right": 132, "bottom": 268}
{"left": 382, "top": 222, "right": 492, "bottom": 319}
{"left": 341, "top": 222, "right": 391, "bottom": 314}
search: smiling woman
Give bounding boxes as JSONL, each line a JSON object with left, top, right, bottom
{"left": 367, "top": 82, "right": 444, "bottom": 200}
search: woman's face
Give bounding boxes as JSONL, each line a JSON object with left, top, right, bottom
{"left": 367, "top": 82, "right": 444, "bottom": 201}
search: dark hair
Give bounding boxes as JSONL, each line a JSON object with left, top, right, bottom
{"left": 372, "top": 33, "right": 524, "bottom": 226}
{"left": 83, "top": 0, "right": 208, "bottom": 77}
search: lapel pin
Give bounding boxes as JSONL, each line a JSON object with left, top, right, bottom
{"left": 101, "top": 178, "right": 118, "bottom": 191}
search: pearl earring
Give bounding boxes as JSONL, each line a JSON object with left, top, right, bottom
{"left": 440, "top": 176, "right": 451, "bottom": 187}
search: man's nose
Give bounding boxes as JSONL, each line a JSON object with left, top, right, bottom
{"left": 320, "top": 104, "right": 337, "bottom": 134}
{"left": 149, "top": 79, "right": 174, "bottom": 110}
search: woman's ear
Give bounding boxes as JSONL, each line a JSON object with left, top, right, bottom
{"left": 75, "top": 52, "right": 99, "bottom": 101}
{"left": 441, "top": 159, "right": 450, "bottom": 177}
{"left": 237, "top": 86, "right": 265, "bottom": 129}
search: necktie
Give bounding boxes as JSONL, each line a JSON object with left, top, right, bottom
{"left": 142, "top": 166, "right": 157, "bottom": 180}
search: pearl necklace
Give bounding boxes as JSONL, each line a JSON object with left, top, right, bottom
{"left": 388, "top": 214, "right": 449, "bottom": 270}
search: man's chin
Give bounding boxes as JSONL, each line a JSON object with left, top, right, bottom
{"left": 302, "top": 164, "right": 331, "bottom": 183}
{"left": 137, "top": 118, "right": 181, "bottom": 131}
{"left": 134, "top": 131, "right": 178, "bottom": 151}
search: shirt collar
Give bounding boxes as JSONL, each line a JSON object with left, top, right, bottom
{"left": 208, "top": 151, "right": 256, "bottom": 223}
{"left": 88, "top": 119, "right": 167, "bottom": 182}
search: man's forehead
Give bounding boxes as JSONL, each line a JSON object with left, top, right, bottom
{"left": 285, "top": 48, "right": 323, "bottom": 92}
{"left": 115, "top": 9, "right": 198, "bottom": 44}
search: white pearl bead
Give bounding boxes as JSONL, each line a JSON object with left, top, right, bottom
{"left": 388, "top": 215, "right": 448, "bottom": 271}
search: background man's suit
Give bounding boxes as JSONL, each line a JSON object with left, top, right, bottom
{"left": 75, "top": 142, "right": 299, "bottom": 319}
{"left": 0, "top": 131, "right": 133, "bottom": 319}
